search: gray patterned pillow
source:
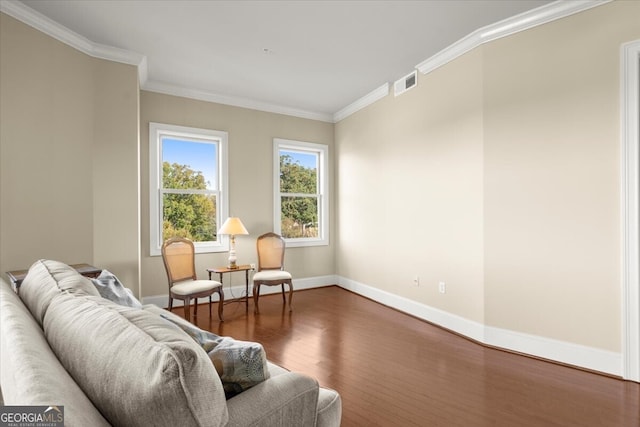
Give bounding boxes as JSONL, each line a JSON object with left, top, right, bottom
{"left": 91, "top": 270, "right": 142, "bottom": 308}
{"left": 161, "top": 314, "right": 270, "bottom": 398}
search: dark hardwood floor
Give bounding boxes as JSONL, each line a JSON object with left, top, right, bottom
{"left": 174, "top": 286, "right": 640, "bottom": 427}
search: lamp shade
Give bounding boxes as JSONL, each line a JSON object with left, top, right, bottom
{"left": 218, "top": 217, "right": 249, "bottom": 235}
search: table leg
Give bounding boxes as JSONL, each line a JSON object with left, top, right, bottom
{"left": 244, "top": 270, "right": 249, "bottom": 312}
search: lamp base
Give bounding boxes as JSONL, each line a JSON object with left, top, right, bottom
{"left": 228, "top": 238, "right": 238, "bottom": 269}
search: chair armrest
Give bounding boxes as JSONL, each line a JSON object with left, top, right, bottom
{"left": 226, "top": 372, "right": 319, "bottom": 426}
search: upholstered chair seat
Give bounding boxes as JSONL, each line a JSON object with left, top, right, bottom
{"left": 253, "top": 271, "right": 292, "bottom": 282}
{"left": 171, "top": 280, "right": 223, "bottom": 296}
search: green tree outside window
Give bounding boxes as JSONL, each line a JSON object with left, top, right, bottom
{"left": 162, "top": 162, "right": 217, "bottom": 242}
{"left": 279, "top": 154, "right": 318, "bottom": 238}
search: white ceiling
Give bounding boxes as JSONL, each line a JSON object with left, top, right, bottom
{"left": 18, "top": 0, "right": 553, "bottom": 121}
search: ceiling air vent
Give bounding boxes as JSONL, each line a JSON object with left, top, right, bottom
{"left": 394, "top": 70, "right": 417, "bottom": 97}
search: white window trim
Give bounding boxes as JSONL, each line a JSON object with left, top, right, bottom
{"left": 273, "top": 138, "right": 329, "bottom": 247}
{"left": 620, "top": 39, "right": 640, "bottom": 382}
{"left": 149, "top": 122, "right": 229, "bottom": 256}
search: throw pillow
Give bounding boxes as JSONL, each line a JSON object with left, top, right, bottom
{"left": 91, "top": 270, "right": 142, "bottom": 308}
{"left": 161, "top": 314, "right": 270, "bottom": 398}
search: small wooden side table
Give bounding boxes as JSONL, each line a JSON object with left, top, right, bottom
{"left": 207, "top": 265, "right": 252, "bottom": 312}
{"left": 6, "top": 263, "right": 101, "bottom": 294}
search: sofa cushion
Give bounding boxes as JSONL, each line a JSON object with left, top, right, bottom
{"left": 19, "top": 259, "right": 100, "bottom": 326}
{"left": 43, "top": 293, "right": 228, "bottom": 427}
{"left": 160, "top": 314, "right": 270, "bottom": 398}
{"left": 226, "top": 372, "right": 319, "bottom": 426}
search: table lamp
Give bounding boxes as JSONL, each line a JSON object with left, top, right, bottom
{"left": 218, "top": 217, "right": 249, "bottom": 268}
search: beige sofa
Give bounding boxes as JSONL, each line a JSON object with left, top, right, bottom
{"left": 0, "top": 260, "right": 341, "bottom": 426}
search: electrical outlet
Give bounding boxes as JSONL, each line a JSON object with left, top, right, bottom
{"left": 250, "top": 263, "right": 256, "bottom": 270}
{"left": 412, "top": 276, "right": 420, "bottom": 287}
{"left": 438, "top": 281, "right": 446, "bottom": 294}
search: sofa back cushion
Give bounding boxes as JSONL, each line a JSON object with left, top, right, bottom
{"left": 0, "top": 279, "right": 111, "bottom": 426}
{"left": 43, "top": 293, "right": 228, "bottom": 427}
{"left": 19, "top": 259, "right": 100, "bottom": 326}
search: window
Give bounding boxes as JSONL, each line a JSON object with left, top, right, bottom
{"left": 274, "top": 138, "right": 328, "bottom": 247}
{"left": 150, "top": 123, "right": 228, "bottom": 255}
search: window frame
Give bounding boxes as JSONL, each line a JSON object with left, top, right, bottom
{"left": 273, "top": 138, "right": 329, "bottom": 247}
{"left": 149, "top": 122, "right": 229, "bottom": 256}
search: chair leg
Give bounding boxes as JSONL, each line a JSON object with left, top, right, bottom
{"left": 194, "top": 297, "right": 198, "bottom": 317}
{"left": 253, "top": 282, "right": 260, "bottom": 314}
{"left": 216, "top": 288, "right": 224, "bottom": 321}
{"left": 183, "top": 297, "right": 191, "bottom": 322}
{"left": 209, "top": 295, "right": 212, "bottom": 318}
{"left": 169, "top": 297, "right": 173, "bottom": 312}
{"left": 281, "top": 284, "right": 286, "bottom": 302}
{"left": 287, "top": 280, "right": 293, "bottom": 312}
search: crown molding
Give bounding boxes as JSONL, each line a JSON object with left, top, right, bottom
{"left": 2, "top": 0, "right": 613, "bottom": 123}
{"left": 1, "top": 0, "right": 330, "bottom": 121}
{"left": 137, "top": 56, "right": 148, "bottom": 87}
{"left": 333, "top": 83, "right": 390, "bottom": 122}
{"left": 335, "top": 1, "right": 612, "bottom": 122}
{"left": 416, "top": 0, "right": 612, "bottom": 75}
{"left": 1, "top": 0, "right": 146, "bottom": 69}
{"left": 142, "top": 80, "right": 334, "bottom": 123}
{"left": 1, "top": 0, "right": 92, "bottom": 52}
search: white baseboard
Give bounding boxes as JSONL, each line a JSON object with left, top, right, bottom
{"left": 337, "top": 276, "right": 622, "bottom": 377}
{"left": 484, "top": 326, "right": 621, "bottom": 376}
{"left": 141, "top": 274, "right": 338, "bottom": 308}
{"left": 141, "top": 274, "right": 621, "bottom": 376}
{"left": 338, "top": 276, "right": 485, "bottom": 342}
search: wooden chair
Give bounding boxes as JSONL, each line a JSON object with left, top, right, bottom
{"left": 253, "top": 232, "right": 293, "bottom": 314}
{"left": 161, "top": 237, "right": 224, "bottom": 322}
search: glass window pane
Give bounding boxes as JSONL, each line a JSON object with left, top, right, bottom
{"left": 163, "top": 193, "right": 217, "bottom": 242}
{"left": 162, "top": 138, "right": 217, "bottom": 190}
{"left": 279, "top": 150, "right": 317, "bottom": 194}
{"left": 280, "top": 196, "right": 318, "bottom": 238}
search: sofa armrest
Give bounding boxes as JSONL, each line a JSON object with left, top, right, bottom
{"left": 226, "top": 372, "right": 319, "bottom": 426}
{"left": 316, "top": 388, "right": 342, "bottom": 427}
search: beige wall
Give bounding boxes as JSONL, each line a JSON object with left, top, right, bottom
{"left": 0, "top": 14, "right": 140, "bottom": 293}
{"left": 335, "top": 0, "right": 640, "bottom": 352}
{"left": 140, "top": 91, "right": 335, "bottom": 299}
{"left": 335, "top": 48, "right": 485, "bottom": 324}
{"left": 483, "top": 1, "right": 639, "bottom": 351}
{"left": 92, "top": 59, "right": 140, "bottom": 294}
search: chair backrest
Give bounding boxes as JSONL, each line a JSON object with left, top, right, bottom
{"left": 256, "top": 232, "right": 286, "bottom": 271}
{"left": 161, "top": 237, "right": 197, "bottom": 286}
